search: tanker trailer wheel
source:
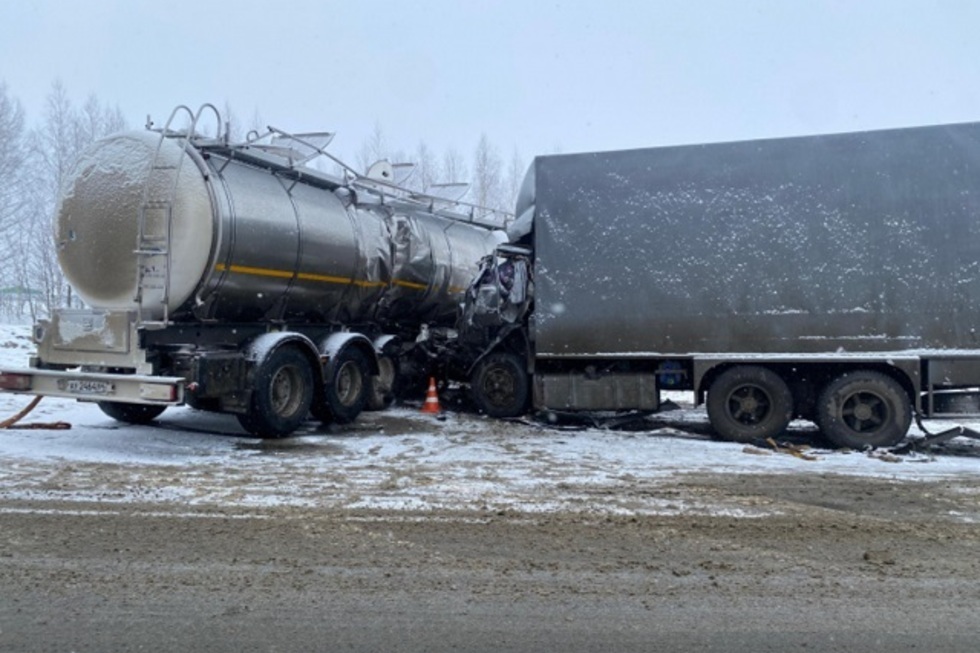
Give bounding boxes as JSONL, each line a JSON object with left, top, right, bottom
{"left": 815, "top": 370, "right": 911, "bottom": 449}
{"left": 238, "top": 346, "right": 314, "bottom": 438}
{"left": 313, "top": 347, "right": 370, "bottom": 425}
{"left": 471, "top": 352, "right": 529, "bottom": 418}
{"left": 98, "top": 401, "right": 167, "bottom": 425}
{"left": 366, "top": 354, "right": 396, "bottom": 411}
{"left": 706, "top": 366, "right": 793, "bottom": 442}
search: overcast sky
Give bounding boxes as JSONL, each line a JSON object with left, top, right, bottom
{"left": 2, "top": 0, "right": 980, "bottom": 161}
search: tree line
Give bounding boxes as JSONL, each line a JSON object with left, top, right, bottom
{"left": 0, "top": 81, "right": 127, "bottom": 321}
{"left": 0, "top": 82, "right": 527, "bottom": 320}
{"left": 343, "top": 119, "right": 526, "bottom": 218}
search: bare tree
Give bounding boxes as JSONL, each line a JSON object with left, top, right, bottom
{"left": 472, "top": 133, "right": 504, "bottom": 211}
{"left": 504, "top": 147, "right": 526, "bottom": 213}
{"left": 35, "top": 80, "right": 76, "bottom": 202}
{"left": 0, "top": 83, "right": 26, "bottom": 235}
{"left": 247, "top": 107, "right": 265, "bottom": 139}
{"left": 15, "top": 81, "right": 78, "bottom": 318}
{"left": 441, "top": 147, "right": 468, "bottom": 184}
{"left": 0, "top": 83, "right": 28, "bottom": 317}
{"left": 357, "top": 121, "right": 388, "bottom": 173}
{"left": 411, "top": 141, "right": 439, "bottom": 194}
{"left": 222, "top": 101, "right": 243, "bottom": 141}
{"left": 22, "top": 82, "right": 130, "bottom": 317}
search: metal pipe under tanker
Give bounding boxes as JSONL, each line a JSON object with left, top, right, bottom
{"left": 57, "top": 130, "right": 503, "bottom": 327}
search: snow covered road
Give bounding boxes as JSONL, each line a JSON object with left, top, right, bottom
{"left": 3, "top": 323, "right": 980, "bottom": 518}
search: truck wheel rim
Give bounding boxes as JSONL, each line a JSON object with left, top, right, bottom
{"left": 840, "top": 391, "right": 887, "bottom": 434}
{"left": 271, "top": 365, "right": 303, "bottom": 417}
{"left": 726, "top": 384, "right": 771, "bottom": 425}
{"left": 376, "top": 357, "right": 395, "bottom": 393}
{"left": 336, "top": 361, "right": 364, "bottom": 406}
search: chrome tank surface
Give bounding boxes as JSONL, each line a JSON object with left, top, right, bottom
{"left": 56, "top": 131, "right": 214, "bottom": 313}
{"left": 56, "top": 130, "right": 504, "bottom": 326}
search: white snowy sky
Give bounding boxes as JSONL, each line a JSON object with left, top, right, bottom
{"left": 1, "top": 0, "right": 979, "bottom": 159}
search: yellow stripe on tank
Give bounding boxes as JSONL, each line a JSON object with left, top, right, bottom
{"left": 214, "top": 262, "right": 460, "bottom": 292}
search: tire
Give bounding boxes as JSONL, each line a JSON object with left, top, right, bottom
{"left": 816, "top": 371, "right": 911, "bottom": 449}
{"left": 365, "top": 354, "right": 396, "bottom": 411}
{"left": 706, "top": 366, "right": 793, "bottom": 443}
{"left": 237, "top": 346, "right": 314, "bottom": 438}
{"left": 98, "top": 401, "right": 166, "bottom": 425}
{"left": 471, "top": 352, "right": 529, "bottom": 418}
{"left": 314, "top": 347, "right": 370, "bottom": 425}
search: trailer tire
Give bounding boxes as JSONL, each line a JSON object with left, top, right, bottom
{"left": 706, "top": 366, "right": 794, "bottom": 443}
{"left": 471, "top": 352, "right": 529, "bottom": 418}
{"left": 314, "top": 347, "right": 370, "bottom": 425}
{"left": 238, "top": 346, "right": 314, "bottom": 438}
{"left": 98, "top": 401, "right": 167, "bottom": 425}
{"left": 816, "top": 371, "right": 911, "bottom": 449}
{"left": 366, "top": 354, "right": 396, "bottom": 411}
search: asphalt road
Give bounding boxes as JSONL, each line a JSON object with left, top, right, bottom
{"left": 2, "top": 470, "right": 980, "bottom": 653}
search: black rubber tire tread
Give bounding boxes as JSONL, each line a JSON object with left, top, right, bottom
{"left": 816, "top": 370, "right": 911, "bottom": 449}
{"left": 316, "top": 347, "right": 370, "bottom": 425}
{"left": 237, "top": 346, "right": 314, "bottom": 438}
{"left": 471, "top": 352, "right": 530, "bottom": 418}
{"left": 97, "top": 401, "right": 167, "bottom": 425}
{"left": 706, "top": 366, "right": 794, "bottom": 443}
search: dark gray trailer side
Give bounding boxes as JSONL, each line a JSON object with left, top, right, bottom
{"left": 465, "top": 122, "right": 980, "bottom": 448}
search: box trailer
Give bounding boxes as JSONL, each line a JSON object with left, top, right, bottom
{"left": 459, "top": 121, "right": 980, "bottom": 448}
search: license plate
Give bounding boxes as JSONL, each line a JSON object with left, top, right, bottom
{"left": 60, "top": 379, "right": 115, "bottom": 396}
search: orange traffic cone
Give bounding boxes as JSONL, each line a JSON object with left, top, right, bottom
{"left": 421, "top": 377, "right": 442, "bottom": 414}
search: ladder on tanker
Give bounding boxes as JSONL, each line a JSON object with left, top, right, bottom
{"left": 134, "top": 104, "right": 221, "bottom": 326}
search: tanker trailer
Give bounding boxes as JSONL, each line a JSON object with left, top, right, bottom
{"left": 459, "top": 121, "right": 980, "bottom": 449}
{"left": 0, "top": 105, "right": 505, "bottom": 437}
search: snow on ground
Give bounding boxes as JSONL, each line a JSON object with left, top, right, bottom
{"left": 2, "top": 323, "right": 980, "bottom": 517}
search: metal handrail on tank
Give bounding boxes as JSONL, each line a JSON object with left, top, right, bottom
{"left": 239, "top": 126, "right": 514, "bottom": 230}
{"left": 136, "top": 104, "right": 221, "bottom": 327}
{"left": 277, "top": 123, "right": 515, "bottom": 229}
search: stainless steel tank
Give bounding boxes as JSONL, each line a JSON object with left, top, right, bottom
{"left": 56, "top": 130, "right": 504, "bottom": 325}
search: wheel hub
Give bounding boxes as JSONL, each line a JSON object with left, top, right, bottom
{"left": 271, "top": 370, "right": 294, "bottom": 413}
{"left": 853, "top": 403, "right": 874, "bottom": 421}
{"left": 738, "top": 395, "right": 760, "bottom": 413}
{"left": 728, "top": 385, "right": 770, "bottom": 424}
{"left": 336, "top": 361, "right": 363, "bottom": 406}
{"left": 841, "top": 391, "right": 887, "bottom": 433}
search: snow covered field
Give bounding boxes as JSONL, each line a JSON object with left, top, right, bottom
{"left": 2, "top": 323, "right": 980, "bottom": 517}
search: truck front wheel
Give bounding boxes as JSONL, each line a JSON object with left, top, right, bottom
{"left": 98, "top": 401, "right": 166, "bottom": 425}
{"left": 471, "top": 352, "right": 529, "bottom": 418}
{"left": 816, "top": 371, "right": 911, "bottom": 449}
{"left": 238, "top": 346, "right": 314, "bottom": 438}
{"left": 706, "top": 366, "right": 794, "bottom": 442}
